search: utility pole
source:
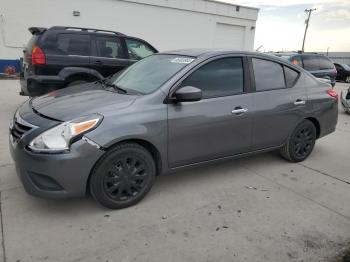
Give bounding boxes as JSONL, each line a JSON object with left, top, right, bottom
{"left": 302, "top": 8, "right": 316, "bottom": 52}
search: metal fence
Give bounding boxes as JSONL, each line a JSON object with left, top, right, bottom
{"left": 320, "top": 52, "right": 350, "bottom": 65}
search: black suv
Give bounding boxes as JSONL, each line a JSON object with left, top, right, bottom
{"left": 20, "top": 26, "right": 158, "bottom": 96}
{"left": 273, "top": 52, "right": 337, "bottom": 87}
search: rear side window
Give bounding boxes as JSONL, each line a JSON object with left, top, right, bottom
{"left": 302, "top": 56, "right": 320, "bottom": 71}
{"left": 284, "top": 66, "right": 299, "bottom": 88}
{"left": 126, "top": 39, "right": 156, "bottom": 60}
{"left": 42, "top": 34, "right": 91, "bottom": 56}
{"left": 319, "top": 56, "right": 334, "bottom": 70}
{"left": 252, "top": 58, "right": 285, "bottom": 91}
{"left": 181, "top": 57, "right": 244, "bottom": 99}
{"left": 96, "top": 36, "right": 124, "bottom": 59}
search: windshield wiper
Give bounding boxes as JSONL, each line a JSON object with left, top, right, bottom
{"left": 99, "top": 79, "right": 128, "bottom": 94}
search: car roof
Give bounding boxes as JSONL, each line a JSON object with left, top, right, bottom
{"left": 272, "top": 52, "right": 328, "bottom": 58}
{"left": 161, "top": 49, "right": 279, "bottom": 59}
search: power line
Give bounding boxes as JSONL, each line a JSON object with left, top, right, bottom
{"left": 301, "top": 8, "right": 316, "bottom": 52}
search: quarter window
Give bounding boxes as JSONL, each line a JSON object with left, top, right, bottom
{"left": 96, "top": 37, "right": 124, "bottom": 59}
{"left": 252, "top": 58, "right": 285, "bottom": 91}
{"left": 284, "top": 66, "right": 299, "bottom": 88}
{"left": 43, "top": 34, "right": 91, "bottom": 56}
{"left": 180, "top": 58, "right": 244, "bottom": 99}
{"left": 126, "top": 39, "right": 156, "bottom": 60}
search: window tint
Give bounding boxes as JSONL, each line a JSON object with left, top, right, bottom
{"left": 42, "top": 34, "right": 90, "bottom": 56}
{"left": 284, "top": 66, "right": 299, "bottom": 88}
{"left": 252, "top": 58, "right": 285, "bottom": 91}
{"left": 180, "top": 58, "right": 244, "bottom": 99}
{"left": 126, "top": 39, "right": 155, "bottom": 60}
{"left": 96, "top": 37, "right": 124, "bottom": 59}
{"left": 302, "top": 56, "right": 320, "bottom": 71}
{"left": 319, "top": 56, "right": 334, "bottom": 70}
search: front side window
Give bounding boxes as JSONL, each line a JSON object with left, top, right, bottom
{"left": 44, "top": 34, "right": 91, "bottom": 56}
{"left": 252, "top": 58, "right": 285, "bottom": 91}
{"left": 96, "top": 36, "right": 124, "bottom": 59}
{"left": 126, "top": 39, "right": 156, "bottom": 60}
{"left": 109, "top": 55, "right": 194, "bottom": 94}
{"left": 180, "top": 58, "right": 244, "bottom": 99}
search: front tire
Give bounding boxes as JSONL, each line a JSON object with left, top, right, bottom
{"left": 90, "top": 143, "right": 156, "bottom": 209}
{"left": 280, "top": 120, "right": 317, "bottom": 163}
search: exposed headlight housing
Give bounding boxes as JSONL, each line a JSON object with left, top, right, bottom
{"left": 29, "top": 114, "right": 103, "bottom": 153}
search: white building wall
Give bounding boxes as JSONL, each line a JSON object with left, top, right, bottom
{"left": 0, "top": 0, "right": 258, "bottom": 59}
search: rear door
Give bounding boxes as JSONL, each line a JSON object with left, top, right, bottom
{"left": 168, "top": 56, "right": 253, "bottom": 167}
{"left": 250, "top": 57, "right": 306, "bottom": 150}
{"left": 91, "top": 35, "right": 129, "bottom": 77}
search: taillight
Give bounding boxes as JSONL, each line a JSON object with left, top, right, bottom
{"left": 31, "top": 46, "right": 45, "bottom": 65}
{"left": 327, "top": 89, "right": 338, "bottom": 102}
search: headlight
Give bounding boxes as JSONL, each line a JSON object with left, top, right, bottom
{"left": 29, "top": 114, "right": 103, "bottom": 153}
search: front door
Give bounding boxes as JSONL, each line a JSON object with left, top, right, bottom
{"left": 168, "top": 56, "right": 253, "bottom": 168}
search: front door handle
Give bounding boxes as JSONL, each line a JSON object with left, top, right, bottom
{"left": 294, "top": 99, "right": 306, "bottom": 105}
{"left": 94, "top": 60, "right": 102, "bottom": 65}
{"left": 232, "top": 107, "right": 248, "bottom": 115}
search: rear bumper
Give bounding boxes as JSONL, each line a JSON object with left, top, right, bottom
{"left": 20, "top": 75, "right": 65, "bottom": 96}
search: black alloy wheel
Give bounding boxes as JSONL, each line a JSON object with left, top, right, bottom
{"left": 280, "top": 120, "right": 317, "bottom": 162}
{"left": 90, "top": 143, "right": 156, "bottom": 209}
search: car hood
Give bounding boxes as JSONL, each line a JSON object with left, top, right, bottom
{"left": 31, "top": 83, "right": 137, "bottom": 121}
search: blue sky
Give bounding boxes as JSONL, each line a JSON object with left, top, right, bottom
{"left": 222, "top": 0, "right": 350, "bottom": 52}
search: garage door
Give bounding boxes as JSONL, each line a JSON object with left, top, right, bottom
{"left": 213, "top": 23, "right": 245, "bottom": 49}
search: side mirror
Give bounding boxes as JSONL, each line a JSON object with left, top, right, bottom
{"left": 174, "top": 86, "right": 202, "bottom": 102}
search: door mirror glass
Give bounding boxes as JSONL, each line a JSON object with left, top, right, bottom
{"left": 174, "top": 86, "right": 202, "bottom": 102}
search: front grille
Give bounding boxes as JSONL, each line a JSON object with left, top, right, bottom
{"left": 10, "top": 120, "right": 33, "bottom": 142}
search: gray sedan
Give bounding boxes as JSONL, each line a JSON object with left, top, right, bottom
{"left": 9, "top": 50, "right": 338, "bottom": 209}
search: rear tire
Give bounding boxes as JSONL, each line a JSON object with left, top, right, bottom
{"left": 90, "top": 143, "right": 156, "bottom": 209}
{"left": 280, "top": 120, "right": 317, "bottom": 163}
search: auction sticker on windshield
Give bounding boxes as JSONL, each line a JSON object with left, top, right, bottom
{"left": 171, "top": 57, "right": 195, "bottom": 64}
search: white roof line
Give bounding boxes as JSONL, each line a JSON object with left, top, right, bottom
{"left": 204, "top": 0, "right": 260, "bottom": 11}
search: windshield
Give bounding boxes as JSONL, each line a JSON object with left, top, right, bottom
{"left": 109, "top": 55, "right": 195, "bottom": 94}
{"left": 342, "top": 64, "right": 350, "bottom": 70}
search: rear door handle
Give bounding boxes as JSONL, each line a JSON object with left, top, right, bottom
{"left": 294, "top": 99, "right": 306, "bottom": 105}
{"left": 232, "top": 107, "right": 248, "bottom": 115}
{"left": 94, "top": 60, "right": 102, "bottom": 65}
